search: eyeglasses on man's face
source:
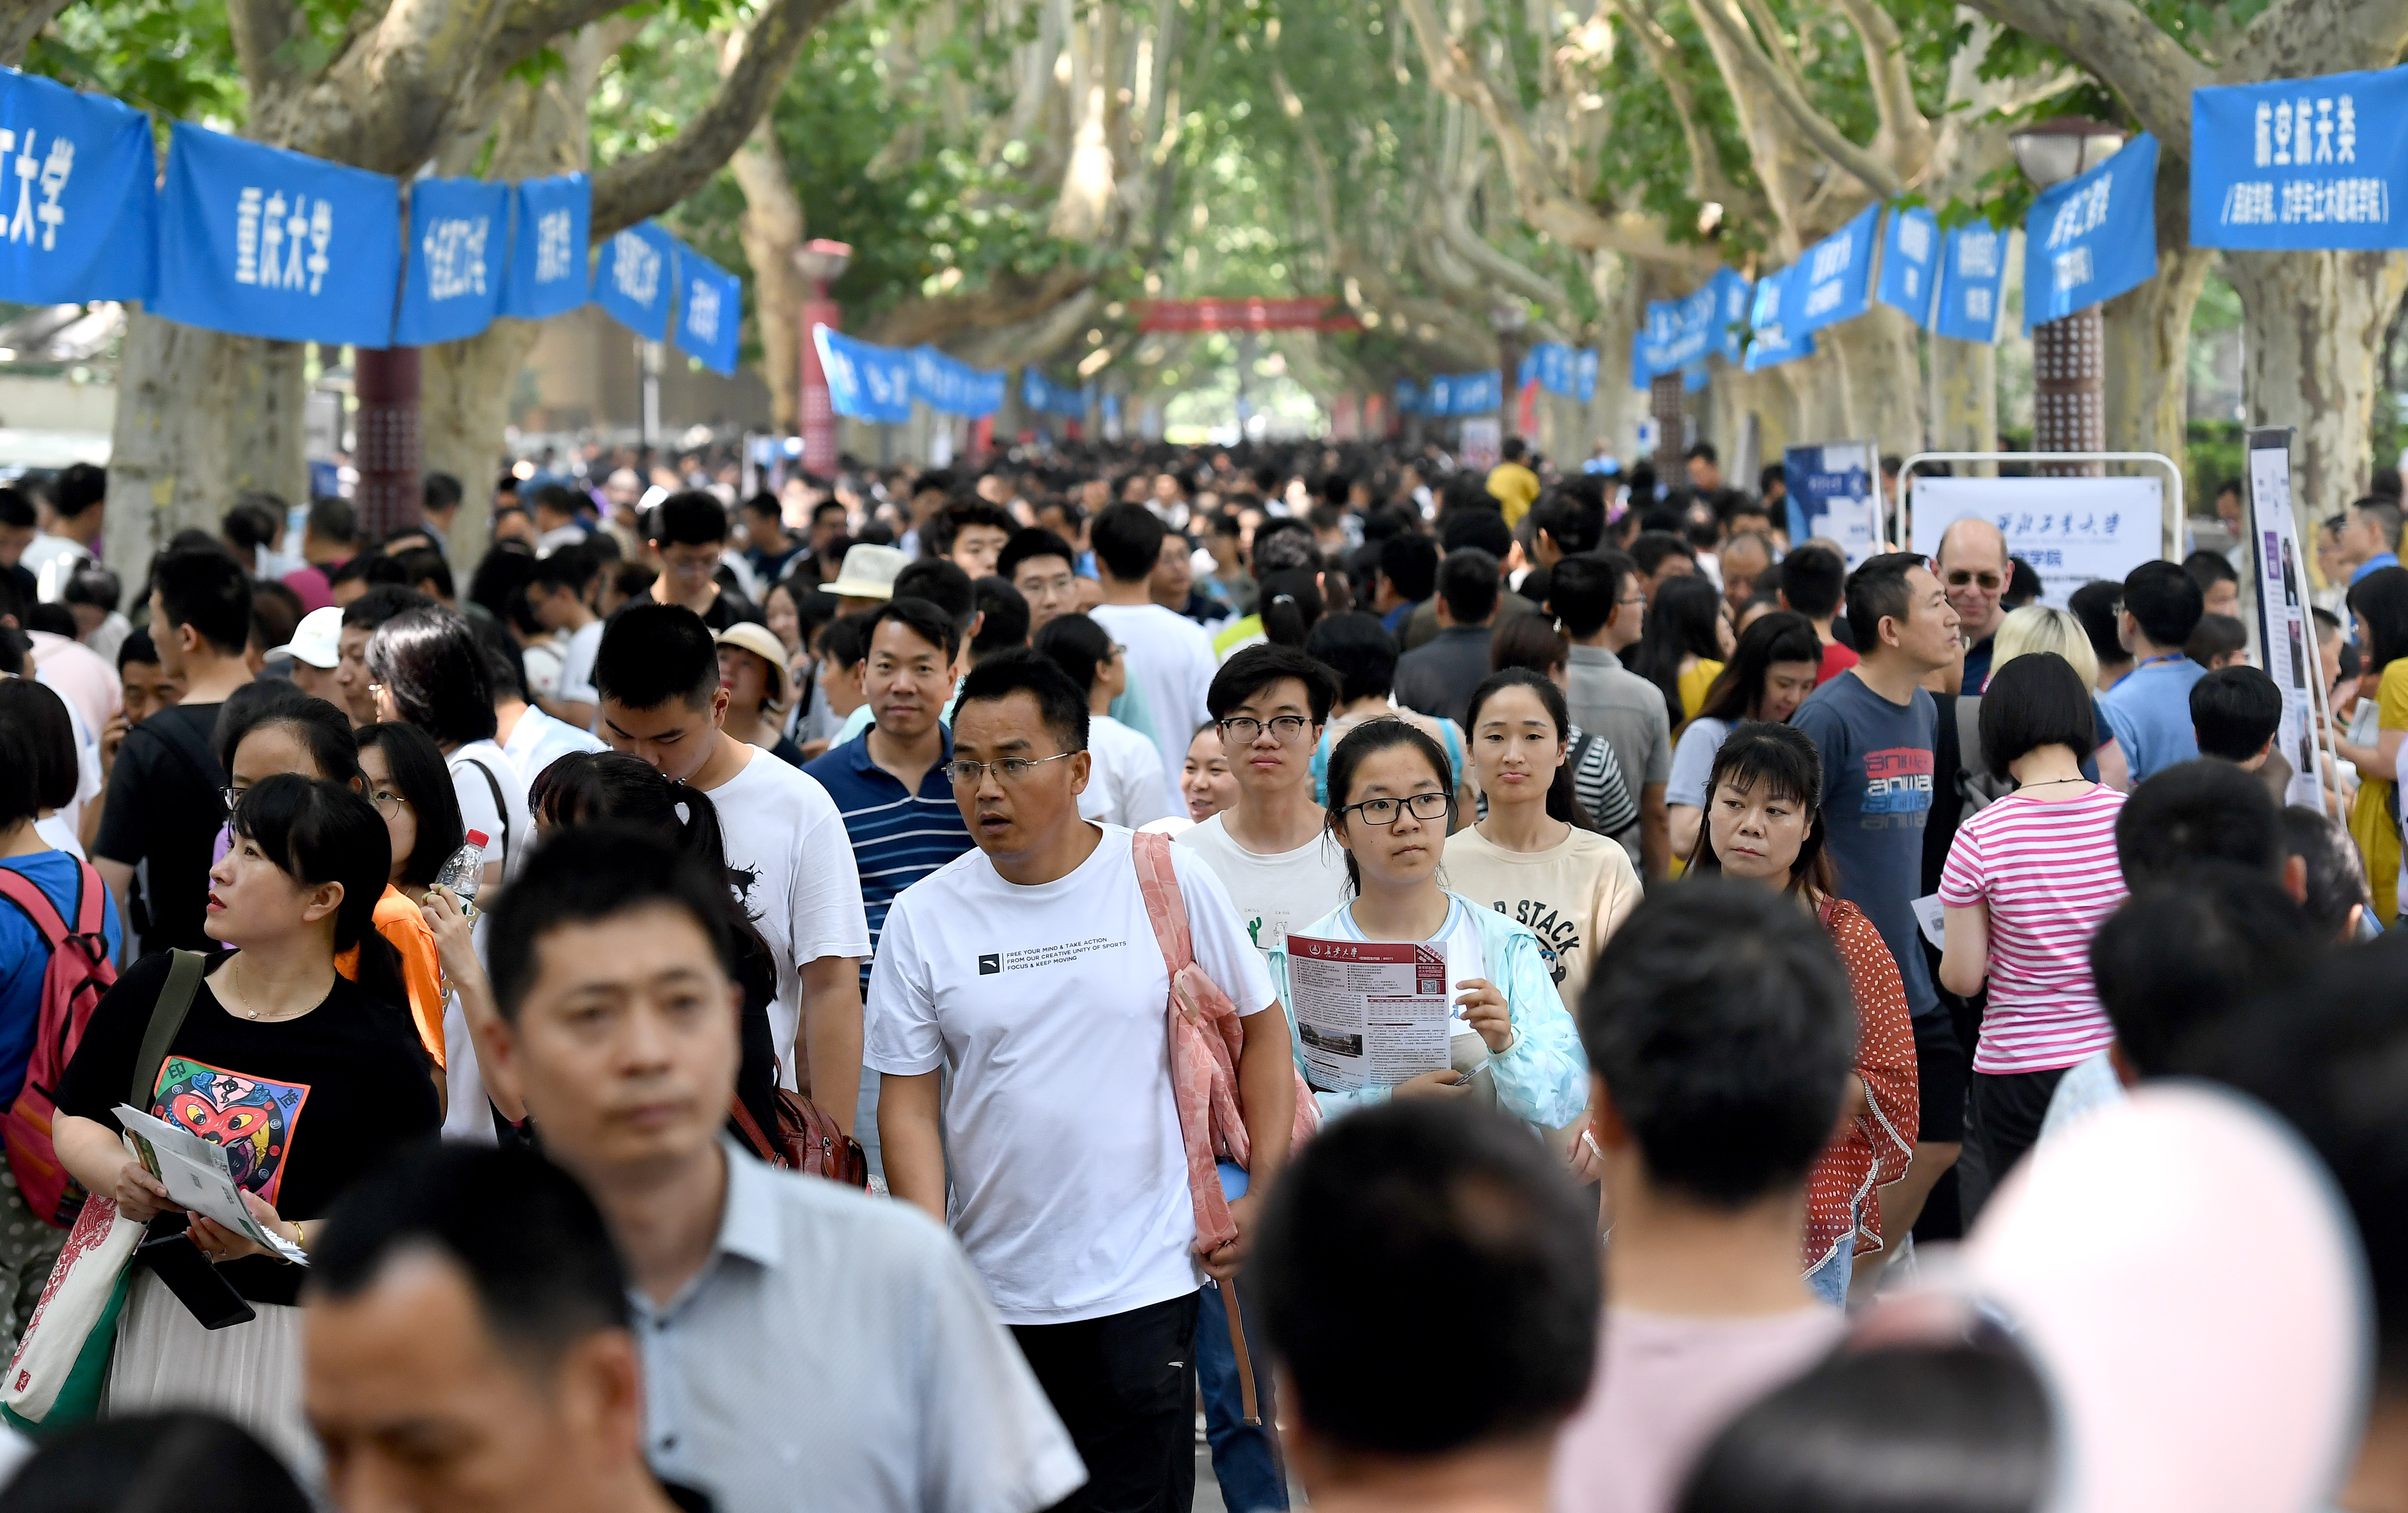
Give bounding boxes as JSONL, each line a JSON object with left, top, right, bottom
{"left": 1218, "top": 714, "right": 1312, "bottom": 745}
{"left": 1945, "top": 569, "right": 2004, "bottom": 593}
{"left": 941, "top": 751, "right": 1078, "bottom": 786}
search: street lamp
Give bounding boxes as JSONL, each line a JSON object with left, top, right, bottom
{"left": 2010, "top": 117, "right": 2126, "bottom": 476}
{"left": 794, "top": 238, "right": 854, "bottom": 475}
{"left": 1491, "top": 301, "right": 1530, "bottom": 442}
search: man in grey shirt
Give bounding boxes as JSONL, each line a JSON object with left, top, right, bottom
{"left": 1395, "top": 547, "right": 1502, "bottom": 730}
{"left": 1553, "top": 552, "right": 1672, "bottom": 879}
{"left": 483, "top": 825, "right": 1083, "bottom": 1513}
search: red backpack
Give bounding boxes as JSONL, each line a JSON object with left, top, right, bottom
{"left": 0, "top": 862, "right": 117, "bottom": 1228}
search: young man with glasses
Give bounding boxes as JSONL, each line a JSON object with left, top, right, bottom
{"left": 870, "top": 649, "right": 1294, "bottom": 1513}
{"left": 1935, "top": 517, "right": 2011, "bottom": 691}
{"left": 1178, "top": 646, "right": 1350, "bottom": 961}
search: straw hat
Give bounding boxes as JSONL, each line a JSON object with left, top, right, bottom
{"left": 827, "top": 543, "right": 907, "bottom": 600}
{"left": 714, "top": 621, "right": 792, "bottom": 708}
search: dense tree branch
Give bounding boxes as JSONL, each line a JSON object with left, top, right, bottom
{"left": 1829, "top": 0, "right": 1932, "bottom": 176}
{"left": 487, "top": 0, "right": 639, "bottom": 76}
{"left": 1598, "top": 0, "right": 1759, "bottom": 221}
{"left": 590, "top": 0, "right": 847, "bottom": 237}
{"left": 1394, "top": 0, "right": 1713, "bottom": 267}
{"left": 1685, "top": 0, "right": 1902, "bottom": 197}
{"left": 1956, "top": 0, "right": 2202, "bottom": 157}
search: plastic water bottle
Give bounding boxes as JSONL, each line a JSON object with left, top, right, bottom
{"left": 434, "top": 830, "right": 491, "bottom": 912}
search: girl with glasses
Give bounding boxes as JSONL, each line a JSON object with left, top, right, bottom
{"left": 1267, "top": 720, "right": 1587, "bottom": 1133}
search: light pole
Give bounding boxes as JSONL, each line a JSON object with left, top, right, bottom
{"left": 353, "top": 346, "right": 421, "bottom": 540}
{"left": 2010, "top": 118, "right": 2127, "bottom": 478}
{"left": 1491, "top": 302, "right": 1530, "bottom": 442}
{"left": 794, "top": 238, "right": 854, "bottom": 475}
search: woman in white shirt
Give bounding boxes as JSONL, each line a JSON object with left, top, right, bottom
{"left": 1442, "top": 670, "right": 1642, "bottom": 1014}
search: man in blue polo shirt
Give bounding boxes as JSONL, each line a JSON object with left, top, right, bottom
{"left": 803, "top": 597, "right": 974, "bottom": 1182}
{"left": 2342, "top": 496, "right": 2404, "bottom": 585}
{"left": 2097, "top": 560, "right": 2208, "bottom": 785}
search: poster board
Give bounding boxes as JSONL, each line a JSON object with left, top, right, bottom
{"left": 2245, "top": 430, "right": 2341, "bottom": 814}
{"left": 1784, "top": 440, "right": 1883, "bottom": 568}
{"left": 1908, "top": 475, "right": 2164, "bottom": 608}
{"left": 1458, "top": 417, "right": 1502, "bottom": 473}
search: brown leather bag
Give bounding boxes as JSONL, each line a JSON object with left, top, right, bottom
{"left": 728, "top": 1088, "right": 869, "bottom": 1187}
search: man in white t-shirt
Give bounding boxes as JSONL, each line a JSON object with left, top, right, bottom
{"left": 1088, "top": 504, "right": 1217, "bottom": 797}
{"left": 471, "top": 619, "right": 607, "bottom": 791}
{"left": 595, "top": 602, "right": 871, "bottom": 1133}
{"left": 869, "top": 649, "right": 1295, "bottom": 1513}
{"left": 1177, "top": 645, "right": 1350, "bottom": 962}
{"left": 527, "top": 547, "right": 604, "bottom": 732}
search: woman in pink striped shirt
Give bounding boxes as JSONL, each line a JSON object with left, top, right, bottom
{"left": 1938, "top": 651, "right": 2128, "bottom": 1224}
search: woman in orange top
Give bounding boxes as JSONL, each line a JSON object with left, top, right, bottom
{"left": 352, "top": 722, "right": 461, "bottom": 1073}
{"left": 1686, "top": 720, "right": 1918, "bottom": 1308}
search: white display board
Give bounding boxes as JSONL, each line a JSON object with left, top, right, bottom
{"left": 1908, "top": 475, "right": 2165, "bottom": 608}
{"left": 2245, "top": 431, "right": 2334, "bottom": 811}
{"left": 1458, "top": 418, "right": 1502, "bottom": 472}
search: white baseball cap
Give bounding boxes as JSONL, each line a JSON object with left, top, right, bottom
{"left": 270, "top": 605, "right": 343, "bottom": 670}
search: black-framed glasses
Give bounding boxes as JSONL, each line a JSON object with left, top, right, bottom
{"left": 941, "top": 751, "right": 1079, "bottom": 786}
{"left": 1218, "top": 714, "right": 1312, "bottom": 744}
{"left": 1338, "top": 791, "right": 1453, "bottom": 827}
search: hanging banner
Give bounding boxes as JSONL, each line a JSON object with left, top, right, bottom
{"left": 1909, "top": 475, "right": 2165, "bottom": 608}
{"left": 501, "top": 172, "right": 589, "bottom": 320}
{"left": 0, "top": 68, "right": 157, "bottom": 303}
{"left": 153, "top": 122, "right": 401, "bottom": 348}
{"left": 2194, "top": 68, "right": 2408, "bottom": 249}
{"left": 1711, "top": 266, "right": 1753, "bottom": 363}
{"left": 1876, "top": 205, "right": 1941, "bottom": 329}
{"left": 1744, "top": 266, "right": 1816, "bottom": 372}
{"left": 2024, "top": 133, "right": 2159, "bottom": 330}
{"left": 814, "top": 324, "right": 914, "bottom": 423}
{"left": 1790, "top": 203, "right": 1879, "bottom": 337}
{"left": 672, "top": 243, "right": 742, "bottom": 376}
{"left": 1406, "top": 370, "right": 1502, "bottom": 417}
{"left": 1933, "top": 222, "right": 2010, "bottom": 344}
{"left": 911, "top": 344, "right": 1005, "bottom": 417}
{"left": 591, "top": 220, "right": 675, "bottom": 341}
{"left": 1023, "top": 368, "right": 1091, "bottom": 418}
{"left": 2244, "top": 429, "right": 2337, "bottom": 807}
{"left": 1784, "top": 440, "right": 1882, "bottom": 568}
{"left": 392, "top": 177, "right": 506, "bottom": 346}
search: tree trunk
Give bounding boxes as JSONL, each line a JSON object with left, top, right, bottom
{"left": 1929, "top": 336, "right": 1997, "bottom": 464}
{"left": 2101, "top": 245, "right": 2212, "bottom": 464}
{"left": 1791, "top": 347, "right": 1851, "bottom": 443}
{"left": 2226, "top": 248, "right": 2408, "bottom": 544}
{"left": 728, "top": 114, "right": 809, "bottom": 433}
{"left": 1823, "top": 304, "right": 1924, "bottom": 456}
{"left": 104, "top": 313, "right": 309, "bottom": 577}
{"left": 421, "top": 319, "right": 546, "bottom": 563}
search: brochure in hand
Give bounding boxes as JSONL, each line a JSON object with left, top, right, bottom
{"left": 112, "top": 1103, "right": 307, "bottom": 1266}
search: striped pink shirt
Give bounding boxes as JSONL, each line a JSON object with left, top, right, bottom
{"left": 1937, "top": 785, "right": 2128, "bottom": 1074}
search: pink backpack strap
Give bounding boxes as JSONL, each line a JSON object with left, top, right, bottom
{"left": 1132, "top": 829, "right": 1193, "bottom": 975}
{"left": 1133, "top": 831, "right": 1240, "bottom": 1255}
{"left": 0, "top": 867, "right": 68, "bottom": 950}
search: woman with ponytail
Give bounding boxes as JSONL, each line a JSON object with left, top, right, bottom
{"left": 51, "top": 774, "right": 440, "bottom": 1473}
{"left": 1443, "top": 670, "right": 1643, "bottom": 1015}
{"left": 1255, "top": 565, "right": 1325, "bottom": 648}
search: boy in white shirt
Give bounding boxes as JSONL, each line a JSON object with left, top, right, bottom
{"left": 1088, "top": 504, "right": 1218, "bottom": 796}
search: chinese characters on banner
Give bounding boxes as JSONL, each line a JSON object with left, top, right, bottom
{"left": 590, "top": 221, "right": 676, "bottom": 342}
{"left": 1789, "top": 203, "right": 1879, "bottom": 336}
{"left": 813, "top": 325, "right": 916, "bottom": 422}
{"left": 1518, "top": 342, "right": 1602, "bottom": 403}
{"left": 1908, "top": 475, "right": 2165, "bottom": 608}
{"left": 2195, "top": 68, "right": 2408, "bottom": 249}
{"left": 1395, "top": 371, "right": 1503, "bottom": 417}
{"left": 393, "top": 177, "right": 506, "bottom": 346}
{"left": 2022, "top": 133, "right": 2160, "bottom": 329}
{"left": 152, "top": 122, "right": 400, "bottom": 348}
{"left": 1783, "top": 441, "right": 1883, "bottom": 569}
{"left": 911, "top": 345, "right": 1006, "bottom": 416}
{"left": 1877, "top": 205, "right": 1941, "bottom": 328}
{"left": 1934, "top": 223, "right": 2010, "bottom": 343}
{"left": 673, "top": 243, "right": 742, "bottom": 376}
{"left": 0, "top": 68, "right": 156, "bottom": 303}
{"left": 2244, "top": 430, "right": 2334, "bottom": 806}
{"left": 501, "top": 172, "right": 589, "bottom": 320}
{"left": 1745, "top": 265, "right": 1816, "bottom": 372}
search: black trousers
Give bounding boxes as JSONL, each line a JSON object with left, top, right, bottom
{"left": 1956, "top": 1066, "right": 2071, "bottom": 1228}
{"left": 1014, "top": 1291, "right": 1201, "bottom": 1513}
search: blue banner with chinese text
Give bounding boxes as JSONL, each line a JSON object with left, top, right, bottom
{"left": 393, "top": 176, "right": 506, "bottom": 346}
{"left": 153, "top": 122, "right": 401, "bottom": 348}
{"left": 2024, "top": 133, "right": 2159, "bottom": 330}
{"left": 501, "top": 172, "right": 589, "bottom": 320}
{"left": 815, "top": 325, "right": 915, "bottom": 422}
{"left": 591, "top": 220, "right": 675, "bottom": 342}
{"left": 672, "top": 243, "right": 742, "bottom": 376}
{"left": 2194, "top": 68, "right": 2408, "bottom": 250}
{"left": 0, "top": 68, "right": 156, "bottom": 303}
{"left": 1877, "top": 205, "right": 1940, "bottom": 329}
{"left": 1933, "top": 222, "right": 2009, "bottom": 344}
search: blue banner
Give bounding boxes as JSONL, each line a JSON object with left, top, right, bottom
{"left": 2194, "top": 68, "right": 2408, "bottom": 249}
{"left": 1710, "top": 267, "right": 1753, "bottom": 363}
{"left": 1397, "top": 370, "right": 1502, "bottom": 417}
{"left": 153, "top": 122, "right": 401, "bottom": 348}
{"left": 591, "top": 220, "right": 675, "bottom": 341}
{"left": 0, "top": 68, "right": 156, "bottom": 303}
{"left": 1790, "top": 202, "right": 1878, "bottom": 336}
{"left": 1784, "top": 441, "right": 1882, "bottom": 568}
{"left": 815, "top": 325, "right": 914, "bottom": 422}
{"left": 672, "top": 243, "right": 742, "bottom": 376}
{"left": 1516, "top": 341, "right": 1602, "bottom": 403}
{"left": 912, "top": 345, "right": 1004, "bottom": 417}
{"left": 392, "top": 176, "right": 506, "bottom": 346}
{"left": 2024, "top": 133, "right": 2159, "bottom": 329}
{"left": 1023, "top": 367, "right": 1091, "bottom": 417}
{"left": 1877, "top": 205, "right": 1940, "bottom": 328}
{"left": 1933, "top": 222, "right": 2008, "bottom": 343}
{"left": 501, "top": 172, "right": 589, "bottom": 320}
{"left": 1743, "top": 264, "right": 1816, "bottom": 371}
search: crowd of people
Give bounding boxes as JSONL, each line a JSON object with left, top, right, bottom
{"left": 0, "top": 434, "right": 2400, "bottom": 1513}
